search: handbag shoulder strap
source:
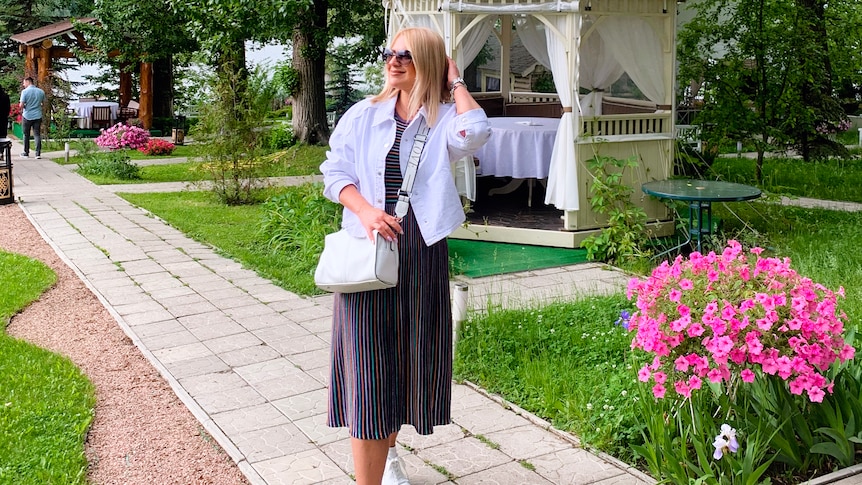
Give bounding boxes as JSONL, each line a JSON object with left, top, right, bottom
{"left": 394, "top": 117, "right": 430, "bottom": 220}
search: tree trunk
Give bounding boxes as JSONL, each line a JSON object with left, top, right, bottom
{"left": 797, "top": 0, "right": 835, "bottom": 161}
{"left": 292, "top": 0, "right": 330, "bottom": 146}
{"left": 153, "top": 56, "right": 174, "bottom": 120}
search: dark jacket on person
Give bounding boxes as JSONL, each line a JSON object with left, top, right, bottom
{"left": 0, "top": 88, "right": 9, "bottom": 138}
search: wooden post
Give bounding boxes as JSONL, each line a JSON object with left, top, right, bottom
{"left": 24, "top": 46, "right": 36, "bottom": 79}
{"left": 37, "top": 42, "right": 52, "bottom": 137}
{"left": 139, "top": 61, "right": 153, "bottom": 129}
{"left": 119, "top": 62, "right": 132, "bottom": 107}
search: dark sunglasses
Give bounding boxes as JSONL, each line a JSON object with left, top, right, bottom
{"left": 382, "top": 48, "right": 413, "bottom": 65}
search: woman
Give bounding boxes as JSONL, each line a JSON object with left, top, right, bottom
{"left": 320, "top": 27, "right": 490, "bottom": 485}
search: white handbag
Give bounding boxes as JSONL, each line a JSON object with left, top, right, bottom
{"left": 314, "top": 230, "right": 399, "bottom": 293}
{"left": 314, "top": 119, "right": 430, "bottom": 293}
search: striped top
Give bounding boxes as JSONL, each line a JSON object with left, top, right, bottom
{"left": 384, "top": 114, "right": 409, "bottom": 204}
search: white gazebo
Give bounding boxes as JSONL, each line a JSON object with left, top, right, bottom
{"left": 385, "top": 0, "right": 681, "bottom": 248}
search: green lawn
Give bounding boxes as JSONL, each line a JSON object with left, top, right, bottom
{"left": 75, "top": 144, "right": 328, "bottom": 185}
{"left": 0, "top": 250, "right": 95, "bottom": 483}
{"left": 710, "top": 156, "right": 862, "bottom": 203}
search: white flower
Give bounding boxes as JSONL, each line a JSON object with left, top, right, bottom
{"left": 713, "top": 424, "right": 739, "bottom": 460}
{"left": 586, "top": 403, "right": 593, "bottom": 410}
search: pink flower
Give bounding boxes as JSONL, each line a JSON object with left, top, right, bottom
{"left": 638, "top": 365, "right": 651, "bottom": 382}
{"left": 627, "top": 242, "right": 850, "bottom": 402}
{"left": 674, "top": 380, "right": 692, "bottom": 398}
{"left": 687, "top": 322, "right": 705, "bottom": 337}
{"left": 707, "top": 368, "right": 724, "bottom": 383}
{"left": 808, "top": 386, "right": 825, "bottom": 403}
{"left": 652, "top": 383, "right": 666, "bottom": 398}
{"left": 95, "top": 122, "right": 150, "bottom": 150}
{"left": 688, "top": 375, "right": 702, "bottom": 390}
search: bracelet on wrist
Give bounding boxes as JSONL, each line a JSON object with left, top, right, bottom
{"left": 449, "top": 77, "right": 466, "bottom": 97}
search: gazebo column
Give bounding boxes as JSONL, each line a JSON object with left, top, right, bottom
{"left": 24, "top": 46, "right": 36, "bottom": 78}
{"left": 139, "top": 61, "right": 153, "bottom": 129}
{"left": 37, "top": 42, "right": 52, "bottom": 136}
{"left": 119, "top": 62, "right": 132, "bottom": 107}
{"left": 500, "top": 15, "right": 512, "bottom": 100}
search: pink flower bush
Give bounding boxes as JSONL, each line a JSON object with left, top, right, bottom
{"left": 95, "top": 122, "right": 150, "bottom": 150}
{"left": 627, "top": 240, "right": 854, "bottom": 402}
{"left": 138, "top": 138, "right": 176, "bottom": 156}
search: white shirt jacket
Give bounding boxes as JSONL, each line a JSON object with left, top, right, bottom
{"left": 321, "top": 96, "right": 491, "bottom": 246}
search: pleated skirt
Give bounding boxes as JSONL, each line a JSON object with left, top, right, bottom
{"left": 327, "top": 206, "right": 453, "bottom": 440}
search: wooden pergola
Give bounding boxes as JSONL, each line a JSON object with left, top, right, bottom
{"left": 11, "top": 18, "right": 155, "bottom": 129}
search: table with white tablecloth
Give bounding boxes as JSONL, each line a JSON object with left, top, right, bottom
{"left": 70, "top": 101, "right": 119, "bottom": 129}
{"left": 474, "top": 117, "right": 560, "bottom": 179}
{"left": 472, "top": 117, "right": 560, "bottom": 206}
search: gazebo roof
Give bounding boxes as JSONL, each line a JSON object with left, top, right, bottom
{"left": 10, "top": 18, "right": 97, "bottom": 46}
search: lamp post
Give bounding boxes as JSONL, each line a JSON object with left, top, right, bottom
{"left": 172, "top": 115, "right": 186, "bottom": 145}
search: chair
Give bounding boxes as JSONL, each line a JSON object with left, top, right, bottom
{"left": 91, "top": 106, "right": 113, "bottom": 130}
{"left": 117, "top": 107, "right": 138, "bottom": 123}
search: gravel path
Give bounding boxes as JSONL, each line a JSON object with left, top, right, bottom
{"left": 0, "top": 203, "right": 249, "bottom": 485}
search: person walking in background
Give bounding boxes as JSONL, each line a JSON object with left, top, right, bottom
{"left": 320, "top": 27, "right": 489, "bottom": 485}
{"left": 20, "top": 77, "right": 45, "bottom": 159}
{"left": 0, "top": 86, "right": 9, "bottom": 139}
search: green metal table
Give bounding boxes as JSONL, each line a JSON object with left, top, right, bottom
{"left": 642, "top": 179, "right": 762, "bottom": 254}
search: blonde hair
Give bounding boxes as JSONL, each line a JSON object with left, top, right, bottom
{"left": 371, "top": 27, "right": 450, "bottom": 126}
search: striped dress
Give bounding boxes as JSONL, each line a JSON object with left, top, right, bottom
{"left": 327, "top": 114, "right": 453, "bottom": 440}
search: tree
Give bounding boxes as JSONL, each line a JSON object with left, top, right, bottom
{"left": 326, "top": 44, "right": 363, "bottom": 124}
{"left": 179, "top": 0, "right": 384, "bottom": 145}
{"left": 80, "top": 0, "right": 198, "bottom": 122}
{"left": 678, "top": 0, "right": 862, "bottom": 180}
{"left": 0, "top": 0, "right": 93, "bottom": 94}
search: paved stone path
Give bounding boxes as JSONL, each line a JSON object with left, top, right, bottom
{"left": 10, "top": 142, "right": 652, "bottom": 484}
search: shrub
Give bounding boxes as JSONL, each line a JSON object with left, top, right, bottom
{"left": 267, "top": 123, "right": 296, "bottom": 150}
{"left": 9, "top": 104, "right": 21, "bottom": 122}
{"left": 138, "top": 138, "right": 176, "bottom": 156}
{"left": 191, "top": 66, "right": 274, "bottom": 205}
{"left": 94, "top": 123, "right": 150, "bottom": 150}
{"left": 627, "top": 240, "right": 857, "bottom": 483}
{"left": 76, "top": 152, "right": 140, "bottom": 180}
{"left": 258, "top": 182, "right": 341, "bottom": 258}
{"left": 580, "top": 153, "right": 649, "bottom": 264}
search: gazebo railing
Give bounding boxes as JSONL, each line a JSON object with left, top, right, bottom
{"left": 509, "top": 91, "right": 560, "bottom": 103}
{"left": 581, "top": 113, "right": 671, "bottom": 137}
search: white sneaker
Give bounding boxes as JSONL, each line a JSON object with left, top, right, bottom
{"left": 35, "top": 155, "right": 41, "bottom": 159}
{"left": 382, "top": 455, "right": 411, "bottom": 485}
{"left": 20, "top": 152, "right": 28, "bottom": 158}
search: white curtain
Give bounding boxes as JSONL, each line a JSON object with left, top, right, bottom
{"left": 454, "top": 15, "right": 495, "bottom": 72}
{"left": 513, "top": 15, "right": 551, "bottom": 70}
{"left": 595, "top": 16, "right": 665, "bottom": 104}
{"left": 578, "top": 18, "right": 625, "bottom": 115}
{"left": 543, "top": 15, "right": 579, "bottom": 211}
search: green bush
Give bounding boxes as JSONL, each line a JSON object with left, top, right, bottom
{"left": 268, "top": 106, "right": 292, "bottom": 119}
{"left": 75, "top": 152, "right": 141, "bottom": 180}
{"left": 267, "top": 122, "right": 297, "bottom": 150}
{"left": 258, "top": 182, "right": 341, "bottom": 262}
